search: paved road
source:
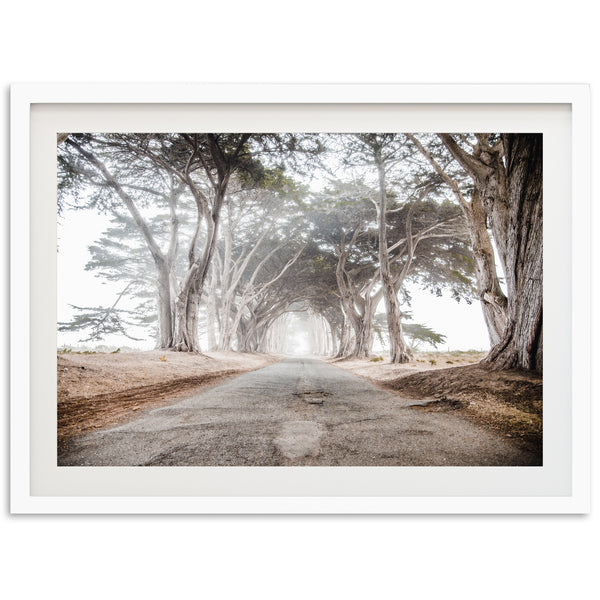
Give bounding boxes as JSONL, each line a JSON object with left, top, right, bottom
{"left": 58, "top": 357, "right": 539, "bottom": 466}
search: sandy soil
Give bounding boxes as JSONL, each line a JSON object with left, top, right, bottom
{"left": 57, "top": 350, "right": 280, "bottom": 452}
{"left": 331, "top": 352, "right": 542, "bottom": 455}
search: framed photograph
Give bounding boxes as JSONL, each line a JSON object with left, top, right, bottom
{"left": 10, "top": 84, "right": 590, "bottom": 513}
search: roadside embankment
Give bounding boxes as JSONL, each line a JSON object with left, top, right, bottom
{"left": 58, "top": 350, "right": 280, "bottom": 452}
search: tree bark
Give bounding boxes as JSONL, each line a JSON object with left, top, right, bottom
{"left": 465, "top": 189, "right": 508, "bottom": 346}
{"left": 438, "top": 134, "right": 509, "bottom": 278}
{"left": 157, "top": 266, "right": 174, "bottom": 348}
{"left": 352, "top": 316, "right": 375, "bottom": 358}
{"left": 484, "top": 134, "right": 543, "bottom": 371}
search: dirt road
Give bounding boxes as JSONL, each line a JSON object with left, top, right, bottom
{"left": 58, "top": 357, "right": 540, "bottom": 466}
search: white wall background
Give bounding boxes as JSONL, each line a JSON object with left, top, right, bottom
{"left": 2, "top": 2, "right": 597, "bottom": 599}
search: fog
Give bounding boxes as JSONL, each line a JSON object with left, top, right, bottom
{"left": 58, "top": 210, "right": 490, "bottom": 353}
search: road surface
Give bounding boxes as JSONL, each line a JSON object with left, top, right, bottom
{"left": 58, "top": 357, "right": 540, "bottom": 466}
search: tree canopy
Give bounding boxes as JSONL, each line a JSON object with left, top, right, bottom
{"left": 57, "top": 131, "right": 543, "bottom": 371}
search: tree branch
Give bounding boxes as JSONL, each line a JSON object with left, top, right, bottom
{"left": 438, "top": 133, "right": 493, "bottom": 182}
{"left": 406, "top": 133, "right": 470, "bottom": 211}
{"left": 65, "top": 138, "right": 166, "bottom": 266}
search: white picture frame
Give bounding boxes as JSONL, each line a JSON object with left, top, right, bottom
{"left": 10, "top": 83, "right": 591, "bottom": 514}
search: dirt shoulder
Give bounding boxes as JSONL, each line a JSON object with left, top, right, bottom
{"left": 58, "top": 350, "right": 280, "bottom": 452}
{"left": 331, "top": 352, "right": 542, "bottom": 456}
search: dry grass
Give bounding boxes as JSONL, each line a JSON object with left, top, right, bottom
{"left": 330, "top": 350, "right": 486, "bottom": 382}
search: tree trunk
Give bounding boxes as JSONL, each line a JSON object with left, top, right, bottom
{"left": 216, "top": 212, "right": 234, "bottom": 351}
{"left": 484, "top": 134, "right": 543, "bottom": 371}
{"left": 239, "top": 320, "right": 257, "bottom": 353}
{"left": 172, "top": 188, "right": 225, "bottom": 352}
{"left": 466, "top": 189, "right": 508, "bottom": 346}
{"left": 156, "top": 266, "right": 174, "bottom": 348}
{"left": 66, "top": 138, "right": 182, "bottom": 349}
{"left": 217, "top": 300, "right": 235, "bottom": 351}
{"left": 173, "top": 284, "right": 202, "bottom": 352}
{"left": 375, "top": 153, "right": 413, "bottom": 364}
{"left": 335, "top": 252, "right": 362, "bottom": 356}
{"left": 347, "top": 289, "right": 378, "bottom": 358}
{"left": 438, "top": 133, "right": 510, "bottom": 276}
{"left": 336, "top": 310, "right": 353, "bottom": 358}
{"left": 434, "top": 133, "right": 542, "bottom": 369}
{"left": 205, "top": 272, "right": 218, "bottom": 351}
{"left": 320, "top": 315, "right": 331, "bottom": 356}
{"left": 352, "top": 318, "right": 374, "bottom": 358}
{"left": 383, "top": 282, "right": 412, "bottom": 363}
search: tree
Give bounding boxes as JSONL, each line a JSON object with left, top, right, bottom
{"left": 309, "top": 183, "right": 381, "bottom": 358}
{"left": 338, "top": 134, "right": 473, "bottom": 363}
{"left": 373, "top": 313, "right": 447, "bottom": 351}
{"left": 311, "top": 177, "right": 473, "bottom": 359}
{"left": 59, "top": 134, "right": 186, "bottom": 348}
{"left": 138, "top": 133, "right": 253, "bottom": 352}
{"left": 407, "top": 133, "right": 508, "bottom": 346}
{"left": 59, "top": 133, "right": 273, "bottom": 352}
{"left": 435, "top": 134, "right": 543, "bottom": 371}
{"left": 483, "top": 134, "right": 543, "bottom": 370}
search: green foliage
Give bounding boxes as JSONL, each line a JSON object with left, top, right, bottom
{"left": 403, "top": 323, "right": 447, "bottom": 349}
{"left": 236, "top": 162, "right": 304, "bottom": 198}
{"left": 58, "top": 304, "right": 147, "bottom": 342}
{"left": 373, "top": 313, "right": 447, "bottom": 351}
